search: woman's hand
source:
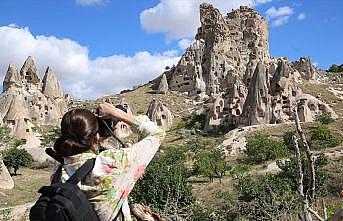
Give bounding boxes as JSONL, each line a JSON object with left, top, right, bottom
{"left": 97, "top": 103, "right": 134, "bottom": 125}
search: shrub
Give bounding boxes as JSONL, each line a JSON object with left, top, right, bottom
{"left": 310, "top": 125, "right": 342, "bottom": 149}
{"left": 2, "top": 147, "right": 33, "bottom": 175}
{"left": 277, "top": 153, "right": 329, "bottom": 197}
{"left": 245, "top": 133, "right": 288, "bottom": 164}
{"left": 316, "top": 113, "right": 334, "bottom": 125}
{"left": 283, "top": 130, "right": 296, "bottom": 149}
{"left": 177, "top": 113, "right": 206, "bottom": 131}
{"left": 130, "top": 147, "right": 194, "bottom": 214}
{"left": 193, "top": 148, "right": 229, "bottom": 182}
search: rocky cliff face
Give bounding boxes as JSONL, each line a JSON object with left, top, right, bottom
{"left": 163, "top": 4, "right": 334, "bottom": 129}
{"left": 0, "top": 56, "right": 67, "bottom": 139}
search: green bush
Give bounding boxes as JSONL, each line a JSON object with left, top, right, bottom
{"left": 177, "top": 113, "right": 206, "bottom": 131}
{"left": 277, "top": 153, "right": 329, "bottom": 197}
{"left": 245, "top": 133, "right": 288, "bottom": 164}
{"left": 283, "top": 130, "right": 296, "bottom": 149}
{"left": 193, "top": 149, "right": 229, "bottom": 182}
{"left": 316, "top": 113, "right": 334, "bottom": 125}
{"left": 310, "top": 125, "right": 342, "bottom": 149}
{"left": 2, "top": 147, "right": 33, "bottom": 175}
{"left": 130, "top": 147, "right": 194, "bottom": 214}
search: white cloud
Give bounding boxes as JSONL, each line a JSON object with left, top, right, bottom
{"left": 75, "top": 0, "right": 107, "bottom": 6}
{"left": 140, "top": 0, "right": 271, "bottom": 40}
{"left": 297, "top": 13, "right": 306, "bottom": 21}
{"left": 0, "top": 25, "right": 179, "bottom": 99}
{"left": 265, "top": 6, "right": 293, "bottom": 27}
{"left": 178, "top": 38, "right": 194, "bottom": 50}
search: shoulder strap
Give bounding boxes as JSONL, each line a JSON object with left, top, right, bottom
{"left": 66, "top": 158, "right": 96, "bottom": 185}
{"left": 45, "top": 148, "right": 64, "bottom": 164}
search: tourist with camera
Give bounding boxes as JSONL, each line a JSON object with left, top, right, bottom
{"left": 46, "top": 103, "right": 165, "bottom": 221}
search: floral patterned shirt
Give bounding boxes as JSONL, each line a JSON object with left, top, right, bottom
{"left": 55, "top": 115, "right": 166, "bottom": 221}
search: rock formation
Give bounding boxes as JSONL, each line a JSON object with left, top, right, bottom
{"left": 161, "top": 4, "right": 333, "bottom": 129}
{"left": 157, "top": 73, "right": 169, "bottom": 94}
{"left": 115, "top": 98, "right": 133, "bottom": 138}
{"left": 292, "top": 57, "right": 317, "bottom": 80}
{"left": 0, "top": 56, "right": 67, "bottom": 140}
{"left": 0, "top": 160, "right": 14, "bottom": 190}
{"left": 42, "top": 66, "right": 64, "bottom": 99}
{"left": 146, "top": 99, "right": 173, "bottom": 131}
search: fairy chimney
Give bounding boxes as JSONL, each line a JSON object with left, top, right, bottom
{"left": 42, "top": 67, "right": 64, "bottom": 99}
{"left": 146, "top": 99, "right": 173, "bottom": 131}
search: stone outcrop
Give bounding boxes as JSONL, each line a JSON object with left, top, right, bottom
{"left": 114, "top": 98, "right": 133, "bottom": 138}
{"left": 292, "top": 57, "right": 317, "bottom": 80}
{"left": 42, "top": 67, "right": 64, "bottom": 99}
{"left": 146, "top": 99, "right": 173, "bottom": 131}
{"left": 162, "top": 4, "right": 332, "bottom": 129}
{"left": 0, "top": 56, "right": 67, "bottom": 140}
{"left": 241, "top": 62, "right": 270, "bottom": 125}
{"left": 157, "top": 73, "right": 169, "bottom": 94}
{"left": 0, "top": 160, "right": 14, "bottom": 190}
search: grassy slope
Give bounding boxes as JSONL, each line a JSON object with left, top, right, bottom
{"left": 1, "top": 74, "right": 342, "bottom": 211}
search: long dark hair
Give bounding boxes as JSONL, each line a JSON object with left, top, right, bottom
{"left": 54, "top": 109, "right": 99, "bottom": 157}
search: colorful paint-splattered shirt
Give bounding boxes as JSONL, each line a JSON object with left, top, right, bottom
{"left": 56, "top": 115, "right": 166, "bottom": 221}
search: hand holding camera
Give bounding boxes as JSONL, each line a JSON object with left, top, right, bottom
{"left": 97, "top": 102, "right": 133, "bottom": 126}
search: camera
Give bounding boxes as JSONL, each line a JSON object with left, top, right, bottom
{"left": 96, "top": 104, "right": 128, "bottom": 138}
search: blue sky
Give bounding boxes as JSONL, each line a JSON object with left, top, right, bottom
{"left": 0, "top": 0, "right": 342, "bottom": 98}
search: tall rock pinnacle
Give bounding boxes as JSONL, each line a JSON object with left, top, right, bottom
{"left": 42, "top": 66, "right": 64, "bottom": 99}
{"left": 20, "top": 56, "right": 40, "bottom": 84}
{"left": 3, "top": 64, "right": 22, "bottom": 91}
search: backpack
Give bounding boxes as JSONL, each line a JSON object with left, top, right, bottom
{"left": 29, "top": 148, "right": 99, "bottom": 221}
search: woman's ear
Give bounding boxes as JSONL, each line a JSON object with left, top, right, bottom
{"left": 91, "top": 133, "right": 100, "bottom": 147}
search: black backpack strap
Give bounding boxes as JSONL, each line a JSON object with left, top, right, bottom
{"left": 66, "top": 158, "right": 96, "bottom": 185}
{"left": 46, "top": 148, "right": 64, "bottom": 184}
{"left": 45, "top": 148, "right": 64, "bottom": 164}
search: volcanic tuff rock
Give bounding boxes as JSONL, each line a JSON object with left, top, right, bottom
{"left": 0, "top": 160, "right": 14, "bottom": 190}
{"left": 147, "top": 99, "right": 173, "bottom": 131}
{"left": 0, "top": 56, "right": 67, "bottom": 140}
{"left": 157, "top": 73, "right": 169, "bottom": 94}
{"left": 162, "top": 4, "right": 334, "bottom": 129}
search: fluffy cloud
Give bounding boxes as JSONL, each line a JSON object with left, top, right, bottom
{"left": 297, "top": 13, "right": 306, "bottom": 21}
{"left": 140, "top": 0, "right": 271, "bottom": 40}
{"left": 265, "top": 6, "right": 294, "bottom": 27}
{"left": 75, "top": 0, "right": 107, "bottom": 6}
{"left": 0, "top": 25, "right": 179, "bottom": 99}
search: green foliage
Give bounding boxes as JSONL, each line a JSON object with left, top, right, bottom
{"left": 130, "top": 147, "right": 194, "bottom": 214}
{"left": 327, "top": 64, "right": 343, "bottom": 72}
{"left": 316, "top": 113, "right": 335, "bottom": 125}
{"left": 40, "top": 127, "right": 61, "bottom": 148}
{"left": 245, "top": 133, "right": 288, "bottom": 164}
{"left": 310, "top": 125, "right": 342, "bottom": 149}
{"left": 1, "top": 147, "right": 33, "bottom": 175}
{"left": 193, "top": 148, "right": 229, "bottom": 182}
{"left": 177, "top": 112, "right": 206, "bottom": 131}
{"left": 283, "top": 130, "right": 296, "bottom": 149}
{"left": 277, "top": 153, "right": 329, "bottom": 197}
{"left": 235, "top": 174, "right": 298, "bottom": 220}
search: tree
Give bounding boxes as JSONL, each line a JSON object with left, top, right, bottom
{"left": 245, "top": 133, "right": 288, "bottom": 164}
{"left": 291, "top": 107, "right": 328, "bottom": 221}
{"left": 316, "top": 113, "right": 334, "bottom": 125}
{"left": 2, "top": 147, "right": 33, "bottom": 175}
{"left": 194, "top": 149, "right": 229, "bottom": 183}
{"left": 130, "top": 147, "right": 194, "bottom": 214}
{"left": 310, "top": 125, "right": 342, "bottom": 149}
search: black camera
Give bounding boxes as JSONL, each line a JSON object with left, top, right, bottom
{"left": 96, "top": 104, "right": 128, "bottom": 138}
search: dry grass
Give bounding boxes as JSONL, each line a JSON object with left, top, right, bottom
{"left": 0, "top": 167, "right": 51, "bottom": 208}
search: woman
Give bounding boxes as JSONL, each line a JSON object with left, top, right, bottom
{"left": 52, "top": 103, "right": 166, "bottom": 221}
